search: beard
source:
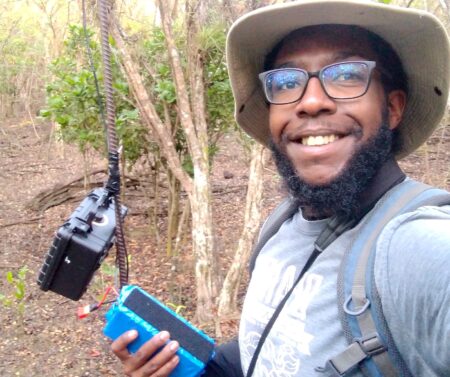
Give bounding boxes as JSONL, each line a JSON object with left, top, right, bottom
{"left": 270, "top": 113, "right": 394, "bottom": 219}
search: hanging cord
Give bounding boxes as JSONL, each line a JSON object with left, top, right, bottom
{"left": 81, "top": 0, "right": 107, "bottom": 141}
{"left": 97, "top": 0, "right": 128, "bottom": 288}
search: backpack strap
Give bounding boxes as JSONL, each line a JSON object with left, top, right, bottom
{"left": 248, "top": 199, "right": 359, "bottom": 275}
{"left": 248, "top": 197, "right": 298, "bottom": 274}
{"left": 322, "top": 180, "right": 450, "bottom": 377}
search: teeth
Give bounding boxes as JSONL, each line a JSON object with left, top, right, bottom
{"left": 301, "top": 134, "right": 338, "bottom": 146}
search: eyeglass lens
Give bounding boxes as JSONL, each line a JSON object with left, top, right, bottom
{"left": 264, "top": 62, "right": 372, "bottom": 104}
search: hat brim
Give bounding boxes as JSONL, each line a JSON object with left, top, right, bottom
{"left": 226, "top": 0, "right": 450, "bottom": 159}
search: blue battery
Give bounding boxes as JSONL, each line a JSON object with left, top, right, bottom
{"left": 103, "top": 285, "right": 215, "bottom": 377}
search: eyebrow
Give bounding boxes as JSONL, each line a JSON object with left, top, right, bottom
{"left": 274, "top": 50, "right": 369, "bottom": 70}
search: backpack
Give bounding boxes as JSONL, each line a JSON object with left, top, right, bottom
{"left": 248, "top": 180, "right": 450, "bottom": 377}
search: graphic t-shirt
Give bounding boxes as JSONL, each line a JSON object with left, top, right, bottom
{"left": 239, "top": 204, "right": 450, "bottom": 377}
{"left": 239, "top": 210, "right": 364, "bottom": 377}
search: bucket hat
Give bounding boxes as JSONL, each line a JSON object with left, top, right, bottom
{"left": 226, "top": 0, "right": 450, "bottom": 158}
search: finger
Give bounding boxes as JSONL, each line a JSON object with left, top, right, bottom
{"left": 126, "top": 331, "right": 171, "bottom": 371}
{"left": 111, "top": 330, "right": 138, "bottom": 361}
{"left": 151, "top": 355, "right": 180, "bottom": 377}
{"left": 139, "top": 342, "right": 180, "bottom": 376}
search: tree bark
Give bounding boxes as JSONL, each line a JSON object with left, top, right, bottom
{"left": 158, "top": 0, "right": 218, "bottom": 322}
{"left": 111, "top": 22, "right": 193, "bottom": 194}
{"left": 218, "top": 143, "right": 267, "bottom": 317}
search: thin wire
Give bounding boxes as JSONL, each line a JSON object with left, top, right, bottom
{"left": 81, "top": 0, "right": 107, "bottom": 144}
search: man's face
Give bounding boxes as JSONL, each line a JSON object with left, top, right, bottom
{"left": 269, "top": 27, "right": 405, "bottom": 187}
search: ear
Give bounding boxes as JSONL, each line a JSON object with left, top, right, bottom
{"left": 387, "top": 90, "right": 407, "bottom": 130}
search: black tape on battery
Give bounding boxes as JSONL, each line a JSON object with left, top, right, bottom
{"left": 123, "top": 288, "right": 214, "bottom": 364}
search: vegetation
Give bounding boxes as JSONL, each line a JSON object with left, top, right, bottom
{"left": 0, "top": 3, "right": 45, "bottom": 119}
{"left": 0, "top": 266, "right": 29, "bottom": 322}
{"left": 138, "top": 22, "right": 235, "bottom": 175}
{"left": 40, "top": 25, "right": 148, "bottom": 165}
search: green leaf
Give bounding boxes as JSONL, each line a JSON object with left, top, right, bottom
{"left": 15, "top": 286, "right": 25, "bottom": 300}
{"left": 39, "top": 109, "right": 51, "bottom": 118}
{"left": 18, "top": 266, "right": 28, "bottom": 280}
{"left": 6, "top": 271, "right": 13, "bottom": 284}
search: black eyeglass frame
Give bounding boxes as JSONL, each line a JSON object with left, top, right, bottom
{"left": 258, "top": 60, "right": 377, "bottom": 105}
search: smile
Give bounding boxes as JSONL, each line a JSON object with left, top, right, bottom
{"left": 301, "top": 134, "right": 341, "bottom": 146}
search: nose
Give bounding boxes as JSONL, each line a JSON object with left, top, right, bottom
{"left": 294, "top": 77, "right": 337, "bottom": 117}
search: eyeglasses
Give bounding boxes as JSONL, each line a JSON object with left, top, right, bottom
{"left": 259, "top": 61, "right": 377, "bottom": 104}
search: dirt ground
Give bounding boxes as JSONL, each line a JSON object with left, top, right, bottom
{"left": 0, "top": 117, "right": 448, "bottom": 377}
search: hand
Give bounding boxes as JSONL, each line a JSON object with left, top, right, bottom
{"left": 111, "top": 330, "right": 180, "bottom": 377}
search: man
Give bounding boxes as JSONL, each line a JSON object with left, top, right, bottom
{"left": 111, "top": 1, "right": 450, "bottom": 376}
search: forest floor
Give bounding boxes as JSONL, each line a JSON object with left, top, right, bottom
{"left": 0, "top": 117, "right": 449, "bottom": 376}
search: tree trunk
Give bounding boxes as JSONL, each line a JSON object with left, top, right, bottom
{"left": 113, "top": 3, "right": 217, "bottom": 323}
{"left": 157, "top": 0, "right": 218, "bottom": 323}
{"left": 167, "top": 172, "right": 181, "bottom": 256}
{"left": 218, "top": 143, "right": 267, "bottom": 317}
{"left": 174, "top": 199, "right": 191, "bottom": 255}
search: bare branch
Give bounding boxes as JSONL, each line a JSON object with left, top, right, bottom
{"left": 156, "top": 0, "right": 204, "bottom": 164}
{"left": 111, "top": 18, "right": 193, "bottom": 193}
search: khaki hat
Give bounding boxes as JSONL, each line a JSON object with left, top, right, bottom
{"left": 226, "top": 0, "right": 450, "bottom": 158}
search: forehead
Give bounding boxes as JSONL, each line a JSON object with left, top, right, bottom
{"left": 274, "top": 25, "right": 377, "bottom": 67}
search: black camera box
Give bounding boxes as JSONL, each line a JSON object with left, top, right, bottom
{"left": 37, "top": 188, "right": 126, "bottom": 300}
